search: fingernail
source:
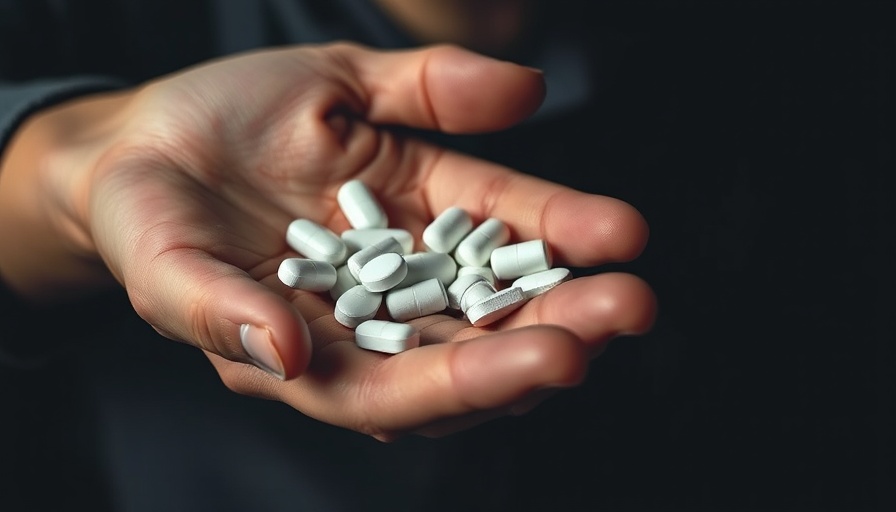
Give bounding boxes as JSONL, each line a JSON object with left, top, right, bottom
{"left": 240, "top": 324, "right": 285, "bottom": 380}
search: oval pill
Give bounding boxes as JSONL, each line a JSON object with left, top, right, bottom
{"left": 277, "top": 258, "right": 338, "bottom": 292}
{"left": 459, "top": 279, "right": 498, "bottom": 313}
{"left": 456, "top": 265, "right": 497, "bottom": 286}
{"left": 329, "top": 264, "right": 359, "bottom": 301}
{"left": 286, "top": 218, "right": 348, "bottom": 266}
{"left": 465, "top": 286, "right": 527, "bottom": 327}
{"left": 359, "top": 253, "right": 408, "bottom": 292}
{"left": 342, "top": 228, "right": 414, "bottom": 254}
{"left": 385, "top": 278, "right": 449, "bottom": 322}
{"left": 422, "top": 206, "right": 473, "bottom": 253}
{"left": 446, "top": 273, "right": 487, "bottom": 310}
{"left": 396, "top": 252, "right": 457, "bottom": 289}
{"left": 354, "top": 320, "right": 420, "bottom": 354}
{"left": 489, "top": 239, "right": 553, "bottom": 281}
{"left": 347, "top": 236, "right": 404, "bottom": 281}
{"left": 337, "top": 180, "right": 388, "bottom": 230}
{"left": 334, "top": 284, "right": 382, "bottom": 329}
{"left": 512, "top": 267, "right": 572, "bottom": 299}
{"left": 454, "top": 218, "right": 510, "bottom": 267}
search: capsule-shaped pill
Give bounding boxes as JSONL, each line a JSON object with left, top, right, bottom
{"left": 277, "top": 258, "right": 338, "bottom": 292}
{"left": 422, "top": 206, "right": 473, "bottom": 253}
{"left": 512, "top": 267, "right": 572, "bottom": 299}
{"left": 359, "top": 253, "right": 408, "bottom": 292}
{"left": 459, "top": 279, "right": 498, "bottom": 313}
{"left": 355, "top": 319, "right": 420, "bottom": 354}
{"left": 286, "top": 218, "right": 348, "bottom": 266}
{"left": 337, "top": 180, "right": 388, "bottom": 230}
{"left": 385, "top": 278, "right": 449, "bottom": 322}
{"left": 342, "top": 228, "right": 414, "bottom": 254}
{"left": 454, "top": 218, "right": 510, "bottom": 267}
{"left": 329, "top": 264, "right": 359, "bottom": 301}
{"left": 465, "top": 286, "right": 527, "bottom": 327}
{"left": 334, "top": 285, "right": 382, "bottom": 329}
{"left": 446, "top": 273, "right": 487, "bottom": 310}
{"left": 347, "top": 237, "right": 404, "bottom": 281}
{"left": 396, "top": 252, "right": 457, "bottom": 289}
{"left": 456, "top": 265, "right": 497, "bottom": 286}
{"left": 489, "top": 239, "right": 553, "bottom": 281}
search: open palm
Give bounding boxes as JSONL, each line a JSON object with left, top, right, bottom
{"left": 80, "top": 43, "right": 656, "bottom": 440}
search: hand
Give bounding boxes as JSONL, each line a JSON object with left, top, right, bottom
{"left": 0, "top": 43, "right": 656, "bottom": 440}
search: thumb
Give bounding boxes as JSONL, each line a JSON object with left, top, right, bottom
{"left": 326, "top": 42, "right": 546, "bottom": 133}
{"left": 126, "top": 248, "right": 312, "bottom": 380}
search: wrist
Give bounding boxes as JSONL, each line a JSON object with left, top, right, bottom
{"left": 0, "top": 88, "right": 137, "bottom": 303}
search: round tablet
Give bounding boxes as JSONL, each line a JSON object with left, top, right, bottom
{"left": 334, "top": 284, "right": 382, "bottom": 329}
{"left": 359, "top": 252, "right": 408, "bottom": 292}
{"left": 446, "top": 273, "right": 487, "bottom": 310}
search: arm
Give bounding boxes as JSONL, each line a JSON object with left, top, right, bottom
{"left": 0, "top": 84, "right": 131, "bottom": 303}
{"left": 0, "top": 77, "right": 128, "bottom": 366}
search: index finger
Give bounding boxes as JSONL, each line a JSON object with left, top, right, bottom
{"left": 421, "top": 150, "right": 649, "bottom": 267}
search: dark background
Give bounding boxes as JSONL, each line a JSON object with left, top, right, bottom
{"left": 2, "top": 0, "right": 894, "bottom": 511}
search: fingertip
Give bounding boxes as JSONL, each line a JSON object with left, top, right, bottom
{"left": 248, "top": 299, "right": 313, "bottom": 380}
{"left": 451, "top": 325, "right": 588, "bottom": 409}
{"left": 554, "top": 194, "right": 650, "bottom": 266}
{"left": 424, "top": 44, "right": 546, "bottom": 133}
{"left": 212, "top": 278, "right": 313, "bottom": 380}
{"left": 609, "top": 199, "right": 651, "bottom": 263}
{"left": 579, "top": 272, "right": 658, "bottom": 337}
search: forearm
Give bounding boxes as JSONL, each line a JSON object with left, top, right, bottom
{"left": 0, "top": 89, "right": 135, "bottom": 304}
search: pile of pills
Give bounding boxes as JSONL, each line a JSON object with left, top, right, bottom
{"left": 277, "top": 180, "right": 572, "bottom": 354}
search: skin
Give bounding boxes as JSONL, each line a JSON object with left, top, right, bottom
{"left": 0, "top": 43, "right": 656, "bottom": 441}
{"left": 373, "top": 0, "right": 537, "bottom": 56}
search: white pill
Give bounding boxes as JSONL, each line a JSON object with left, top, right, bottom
{"left": 337, "top": 180, "right": 388, "bottom": 230}
{"left": 334, "top": 284, "right": 382, "bottom": 329}
{"left": 489, "top": 239, "right": 553, "bottom": 281}
{"left": 385, "top": 278, "right": 449, "bottom": 322}
{"left": 454, "top": 218, "right": 510, "bottom": 267}
{"left": 512, "top": 267, "right": 572, "bottom": 299}
{"left": 359, "top": 253, "right": 408, "bottom": 292}
{"left": 446, "top": 273, "right": 487, "bottom": 310}
{"left": 347, "top": 236, "right": 404, "bottom": 281}
{"left": 396, "top": 252, "right": 457, "bottom": 289}
{"left": 277, "top": 258, "right": 338, "bottom": 292}
{"left": 456, "top": 266, "right": 497, "bottom": 286}
{"left": 329, "top": 264, "right": 359, "bottom": 301}
{"left": 354, "top": 319, "right": 420, "bottom": 354}
{"left": 465, "top": 286, "right": 527, "bottom": 327}
{"left": 286, "top": 218, "right": 348, "bottom": 266}
{"left": 342, "top": 228, "right": 414, "bottom": 254}
{"left": 422, "top": 206, "right": 473, "bottom": 253}
{"left": 459, "top": 279, "right": 498, "bottom": 313}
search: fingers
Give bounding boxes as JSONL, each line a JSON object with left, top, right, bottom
{"left": 203, "top": 270, "right": 652, "bottom": 440}
{"left": 413, "top": 150, "right": 650, "bottom": 267}
{"left": 315, "top": 43, "right": 645, "bottom": 267}
{"left": 327, "top": 43, "right": 546, "bottom": 133}
{"left": 209, "top": 324, "right": 587, "bottom": 441}
{"left": 128, "top": 248, "right": 313, "bottom": 380}
{"left": 497, "top": 272, "right": 658, "bottom": 356}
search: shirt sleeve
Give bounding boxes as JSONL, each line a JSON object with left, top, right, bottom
{"left": 0, "top": 76, "right": 126, "bottom": 152}
{"left": 0, "top": 76, "right": 128, "bottom": 368}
